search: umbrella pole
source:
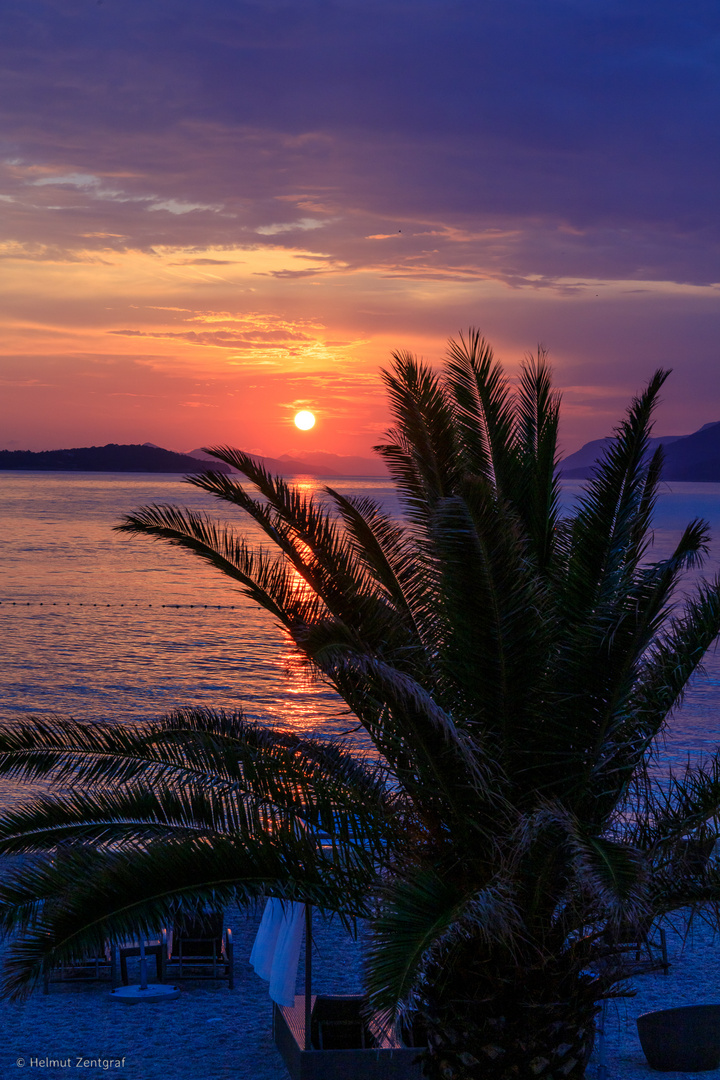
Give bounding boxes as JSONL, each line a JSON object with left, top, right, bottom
{"left": 304, "top": 904, "right": 312, "bottom": 1050}
{"left": 139, "top": 939, "right": 148, "bottom": 991}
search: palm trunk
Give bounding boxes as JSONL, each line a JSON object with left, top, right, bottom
{"left": 414, "top": 947, "right": 602, "bottom": 1079}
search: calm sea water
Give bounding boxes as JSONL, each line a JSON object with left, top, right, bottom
{"left": 2, "top": 473, "right": 720, "bottom": 809}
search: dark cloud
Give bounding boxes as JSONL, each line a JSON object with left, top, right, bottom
{"left": 109, "top": 327, "right": 313, "bottom": 347}
{"left": 0, "top": 0, "right": 718, "bottom": 283}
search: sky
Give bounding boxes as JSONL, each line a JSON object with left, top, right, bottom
{"left": 1, "top": 0, "right": 719, "bottom": 458}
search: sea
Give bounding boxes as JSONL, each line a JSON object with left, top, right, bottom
{"left": 3, "top": 472, "right": 720, "bottom": 811}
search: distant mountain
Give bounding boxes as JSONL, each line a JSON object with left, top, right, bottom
{"left": 662, "top": 422, "right": 720, "bottom": 481}
{"left": 282, "top": 451, "right": 388, "bottom": 477}
{"left": 0, "top": 441, "right": 386, "bottom": 478}
{"left": 561, "top": 434, "right": 683, "bottom": 475}
{"left": 562, "top": 422, "right": 720, "bottom": 481}
{"left": 0, "top": 443, "right": 232, "bottom": 473}
{"left": 186, "top": 448, "right": 340, "bottom": 476}
{"left": 10, "top": 431, "right": 720, "bottom": 481}
{"left": 187, "top": 448, "right": 387, "bottom": 477}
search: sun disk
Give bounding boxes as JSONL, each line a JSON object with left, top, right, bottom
{"left": 294, "top": 410, "right": 316, "bottom": 430}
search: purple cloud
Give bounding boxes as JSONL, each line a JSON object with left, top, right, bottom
{"left": 1, "top": 0, "right": 720, "bottom": 455}
{"left": 0, "top": 0, "right": 717, "bottom": 284}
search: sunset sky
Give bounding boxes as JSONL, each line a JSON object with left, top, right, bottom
{"left": 1, "top": 0, "right": 719, "bottom": 457}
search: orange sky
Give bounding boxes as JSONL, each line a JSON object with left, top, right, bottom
{"left": 4, "top": 237, "right": 719, "bottom": 458}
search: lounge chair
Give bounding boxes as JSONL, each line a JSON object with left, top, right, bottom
{"left": 43, "top": 947, "right": 118, "bottom": 993}
{"left": 164, "top": 913, "right": 234, "bottom": 988}
{"left": 608, "top": 918, "right": 669, "bottom": 975}
{"left": 42, "top": 843, "right": 120, "bottom": 992}
{"left": 310, "top": 994, "right": 377, "bottom": 1050}
{"left": 599, "top": 836, "right": 718, "bottom": 977}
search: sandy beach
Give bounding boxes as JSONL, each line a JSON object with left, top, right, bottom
{"left": 585, "top": 914, "right": 720, "bottom": 1080}
{"left": 0, "top": 906, "right": 365, "bottom": 1080}
{"left": 1, "top": 905, "right": 719, "bottom": 1079}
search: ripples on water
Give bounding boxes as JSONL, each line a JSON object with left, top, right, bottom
{"left": 1, "top": 473, "right": 720, "bottom": 810}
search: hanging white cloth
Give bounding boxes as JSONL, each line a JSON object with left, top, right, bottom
{"left": 250, "top": 898, "right": 305, "bottom": 1006}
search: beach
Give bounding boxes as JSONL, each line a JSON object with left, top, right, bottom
{"left": 0, "top": 904, "right": 365, "bottom": 1080}
{"left": 2, "top": 903, "right": 719, "bottom": 1079}
{"left": 586, "top": 914, "right": 720, "bottom": 1080}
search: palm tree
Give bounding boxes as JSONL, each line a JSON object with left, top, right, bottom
{"left": 2, "top": 331, "right": 720, "bottom": 1080}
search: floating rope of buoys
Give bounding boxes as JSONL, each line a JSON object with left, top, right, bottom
{"left": 0, "top": 601, "right": 238, "bottom": 609}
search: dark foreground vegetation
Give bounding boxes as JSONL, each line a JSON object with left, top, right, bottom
{"left": 2, "top": 331, "right": 720, "bottom": 1080}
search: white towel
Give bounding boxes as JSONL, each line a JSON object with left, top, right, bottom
{"left": 250, "top": 898, "right": 306, "bottom": 1006}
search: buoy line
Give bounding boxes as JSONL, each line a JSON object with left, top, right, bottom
{"left": 0, "top": 601, "right": 238, "bottom": 609}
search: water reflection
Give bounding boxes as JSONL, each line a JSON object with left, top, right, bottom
{"left": 2, "top": 473, "right": 720, "bottom": 799}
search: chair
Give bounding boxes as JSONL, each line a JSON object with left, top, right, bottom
{"left": 609, "top": 919, "right": 669, "bottom": 976}
{"left": 600, "top": 911, "right": 669, "bottom": 980}
{"left": 164, "top": 913, "right": 234, "bottom": 988}
{"left": 42, "top": 842, "right": 120, "bottom": 992}
{"left": 618, "top": 834, "right": 718, "bottom": 975}
{"left": 43, "top": 947, "right": 118, "bottom": 993}
{"left": 675, "top": 836, "right": 716, "bottom": 881}
{"left": 310, "top": 995, "right": 377, "bottom": 1050}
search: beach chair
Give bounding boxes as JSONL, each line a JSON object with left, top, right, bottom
{"left": 164, "top": 912, "right": 234, "bottom": 988}
{"left": 608, "top": 918, "right": 669, "bottom": 975}
{"left": 604, "top": 836, "right": 717, "bottom": 977}
{"left": 310, "top": 994, "right": 377, "bottom": 1050}
{"left": 674, "top": 836, "right": 716, "bottom": 881}
{"left": 43, "top": 946, "right": 118, "bottom": 993}
{"left": 40, "top": 842, "right": 124, "bottom": 992}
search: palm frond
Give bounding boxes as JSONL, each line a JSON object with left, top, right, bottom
{"left": 445, "top": 328, "right": 517, "bottom": 495}
{"left": 513, "top": 350, "right": 562, "bottom": 572}
{"left": 0, "top": 838, "right": 368, "bottom": 999}
{"left": 624, "top": 752, "right": 720, "bottom": 853}
{"left": 366, "top": 867, "right": 520, "bottom": 1019}
{"left": 116, "top": 504, "right": 322, "bottom": 629}
{"left": 430, "top": 489, "right": 552, "bottom": 757}
{"left": 562, "top": 368, "right": 670, "bottom": 623}
{"left": 628, "top": 575, "right": 720, "bottom": 751}
{"left": 324, "top": 488, "right": 436, "bottom": 651}
{"left": 190, "top": 450, "right": 383, "bottom": 624}
{"left": 373, "top": 351, "right": 459, "bottom": 524}
{"left": 549, "top": 519, "right": 715, "bottom": 813}
{"left": 312, "top": 647, "right": 500, "bottom": 817}
{"left": 0, "top": 710, "right": 397, "bottom": 857}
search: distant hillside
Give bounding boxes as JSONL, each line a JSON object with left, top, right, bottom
{"left": 662, "top": 422, "right": 720, "bottom": 481}
{"left": 282, "top": 451, "right": 388, "bottom": 477}
{"left": 187, "top": 448, "right": 388, "bottom": 477}
{"left": 0, "top": 443, "right": 232, "bottom": 473}
{"left": 561, "top": 434, "right": 683, "bottom": 475}
{"left": 562, "top": 422, "right": 720, "bottom": 481}
{"left": 187, "top": 448, "right": 338, "bottom": 477}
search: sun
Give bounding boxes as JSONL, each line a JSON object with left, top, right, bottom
{"left": 294, "top": 410, "right": 316, "bottom": 430}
